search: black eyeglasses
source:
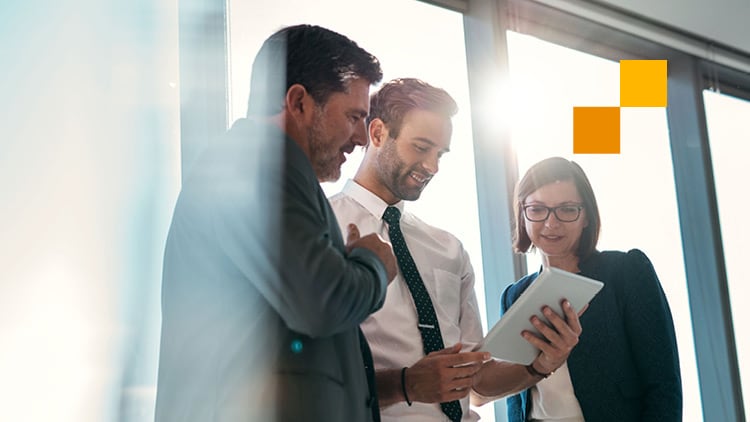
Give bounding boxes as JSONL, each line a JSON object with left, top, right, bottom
{"left": 523, "top": 204, "right": 584, "bottom": 222}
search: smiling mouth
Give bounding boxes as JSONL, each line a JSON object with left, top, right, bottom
{"left": 409, "top": 172, "right": 431, "bottom": 184}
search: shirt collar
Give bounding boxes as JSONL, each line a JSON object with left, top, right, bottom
{"left": 342, "top": 179, "right": 405, "bottom": 220}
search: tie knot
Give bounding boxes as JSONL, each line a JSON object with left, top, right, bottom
{"left": 382, "top": 206, "right": 401, "bottom": 226}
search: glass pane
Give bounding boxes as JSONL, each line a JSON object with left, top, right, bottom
{"left": 0, "top": 3, "right": 181, "bottom": 421}
{"left": 227, "top": 2, "right": 491, "bottom": 420}
{"left": 506, "top": 31, "right": 703, "bottom": 421}
{"left": 704, "top": 89, "right": 750, "bottom": 419}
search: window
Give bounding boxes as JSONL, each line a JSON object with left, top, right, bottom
{"left": 704, "top": 89, "right": 750, "bottom": 419}
{"left": 506, "top": 31, "right": 704, "bottom": 421}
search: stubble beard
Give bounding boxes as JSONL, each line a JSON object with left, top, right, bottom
{"left": 307, "top": 110, "right": 341, "bottom": 183}
{"left": 377, "top": 139, "right": 425, "bottom": 201}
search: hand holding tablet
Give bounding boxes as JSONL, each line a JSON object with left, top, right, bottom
{"left": 476, "top": 267, "right": 604, "bottom": 364}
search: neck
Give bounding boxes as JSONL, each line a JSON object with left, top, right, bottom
{"left": 249, "top": 112, "right": 311, "bottom": 159}
{"left": 353, "top": 165, "right": 400, "bottom": 206}
{"left": 541, "top": 254, "right": 580, "bottom": 273}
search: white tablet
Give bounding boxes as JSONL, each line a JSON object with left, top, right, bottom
{"left": 476, "top": 267, "right": 604, "bottom": 365}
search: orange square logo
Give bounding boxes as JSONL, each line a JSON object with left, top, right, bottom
{"left": 573, "top": 107, "right": 620, "bottom": 154}
{"left": 620, "top": 60, "right": 667, "bottom": 107}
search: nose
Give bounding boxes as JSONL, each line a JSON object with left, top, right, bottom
{"left": 544, "top": 211, "right": 561, "bottom": 228}
{"left": 352, "top": 119, "right": 368, "bottom": 147}
{"left": 422, "top": 152, "right": 440, "bottom": 175}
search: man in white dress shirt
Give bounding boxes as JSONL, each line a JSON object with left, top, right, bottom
{"left": 329, "top": 78, "right": 584, "bottom": 421}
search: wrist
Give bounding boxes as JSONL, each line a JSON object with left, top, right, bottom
{"left": 401, "top": 367, "right": 413, "bottom": 406}
{"left": 525, "top": 363, "right": 553, "bottom": 379}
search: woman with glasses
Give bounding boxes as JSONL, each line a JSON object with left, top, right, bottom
{"left": 501, "top": 157, "right": 682, "bottom": 422}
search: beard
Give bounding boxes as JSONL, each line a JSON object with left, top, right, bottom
{"left": 307, "top": 108, "right": 342, "bottom": 182}
{"left": 376, "top": 138, "right": 429, "bottom": 201}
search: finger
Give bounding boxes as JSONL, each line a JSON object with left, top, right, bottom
{"left": 541, "top": 304, "right": 580, "bottom": 342}
{"left": 441, "top": 381, "right": 475, "bottom": 401}
{"left": 453, "top": 351, "right": 491, "bottom": 366}
{"left": 530, "top": 311, "right": 563, "bottom": 346}
{"left": 449, "top": 360, "right": 486, "bottom": 379}
{"left": 451, "top": 376, "right": 476, "bottom": 390}
{"left": 427, "top": 352, "right": 489, "bottom": 378}
{"left": 436, "top": 351, "right": 490, "bottom": 370}
{"left": 541, "top": 302, "right": 579, "bottom": 342}
{"left": 560, "top": 300, "right": 583, "bottom": 335}
{"left": 438, "top": 370, "right": 478, "bottom": 390}
{"left": 346, "top": 223, "right": 360, "bottom": 244}
{"left": 432, "top": 377, "right": 475, "bottom": 402}
{"left": 522, "top": 328, "right": 553, "bottom": 351}
{"left": 427, "top": 343, "right": 462, "bottom": 357}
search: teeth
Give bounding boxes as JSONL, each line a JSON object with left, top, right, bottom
{"left": 410, "top": 172, "right": 427, "bottom": 183}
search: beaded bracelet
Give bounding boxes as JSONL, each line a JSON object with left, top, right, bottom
{"left": 401, "top": 367, "right": 413, "bottom": 406}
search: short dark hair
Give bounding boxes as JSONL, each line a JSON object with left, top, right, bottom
{"left": 368, "top": 78, "right": 458, "bottom": 139}
{"left": 512, "top": 157, "right": 601, "bottom": 259}
{"left": 247, "top": 24, "right": 383, "bottom": 116}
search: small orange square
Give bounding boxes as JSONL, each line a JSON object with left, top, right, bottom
{"left": 573, "top": 107, "right": 620, "bottom": 154}
{"left": 620, "top": 60, "right": 667, "bottom": 107}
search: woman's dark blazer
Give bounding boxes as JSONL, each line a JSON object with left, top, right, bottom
{"left": 500, "top": 249, "right": 682, "bottom": 422}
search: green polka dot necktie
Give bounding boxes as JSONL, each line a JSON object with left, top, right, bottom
{"left": 383, "top": 206, "right": 462, "bottom": 422}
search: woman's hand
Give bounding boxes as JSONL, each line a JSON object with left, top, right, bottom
{"left": 523, "top": 299, "right": 584, "bottom": 375}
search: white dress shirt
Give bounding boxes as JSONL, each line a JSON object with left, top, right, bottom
{"left": 329, "top": 180, "right": 483, "bottom": 422}
{"left": 528, "top": 362, "right": 585, "bottom": 422}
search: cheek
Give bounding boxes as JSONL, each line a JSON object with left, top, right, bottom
{"left": 398, "top": 149, "right": 420, "bottom": 169}
{"left": 524, "top": 220, "right": 538, "bottom": 237}
{"left": 341, "top": 121, "right": 356, "bottom": 140}
{"left": 569, "top": 223, "right": 587, "bottom": 241}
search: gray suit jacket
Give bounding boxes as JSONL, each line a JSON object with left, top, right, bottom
{"left": 155, "top": 119, "right": 388, "bottom": 422}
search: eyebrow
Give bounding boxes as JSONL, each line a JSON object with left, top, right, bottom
{"left": 524, "top": 201, "right": 582, "bottom": 206}
{"left": 414, "top": 137, "right": 450, "bottom": 153}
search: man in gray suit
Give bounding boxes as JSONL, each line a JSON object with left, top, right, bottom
{"left": 155, "top": 25, "right": 397, "bottom": 422}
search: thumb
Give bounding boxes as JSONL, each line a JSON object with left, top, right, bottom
{"left": 346, "top": 223, "right": 360, "bottom": 244}
{"left": 427, "top": 342, "right": 462, "bottom": 357}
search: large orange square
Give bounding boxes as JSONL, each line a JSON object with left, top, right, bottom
{"left": 573, "top": 107, "right": 620, "bottom": 154}
{"left": 620, "top": 60, "right": 667, "bottom": 107}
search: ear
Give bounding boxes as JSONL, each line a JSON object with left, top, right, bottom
{"left": 284, "top": 84, "right": 311, "bottom": 122}
{"left": 368, "top": 118, "right": 389, "bottom": 147}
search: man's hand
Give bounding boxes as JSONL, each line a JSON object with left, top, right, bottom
{"left": 346, "top": 223, "right": 398, "bottom": 283}
{"left": 523, "top": 299, "right": 583, "bottom": 375}
{"left": 404, "top": 343, "right": 490, "bottom": 403}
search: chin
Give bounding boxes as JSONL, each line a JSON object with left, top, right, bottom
{"left": 314, "top": 160, "right": 342, "bottom": 182}
{"left": 316, "top": 170, "right": 340, "bottom": 183}
{"left": 400, "top": 191, "right": 422, "bottom": 201}
{"left": 398, "top": 184, "right": 425, "bottom": 201}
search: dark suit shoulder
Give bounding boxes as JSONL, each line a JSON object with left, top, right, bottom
{"left": 585, "top": 248, "right": 649, "bottom": 264}
{"left": 624, "top": 248, "right": 655, "bottom": 272}
{"left": 583, "top": 249, "right": 654, "bottom": 278}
